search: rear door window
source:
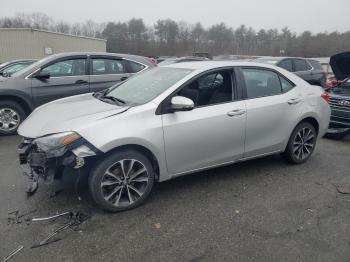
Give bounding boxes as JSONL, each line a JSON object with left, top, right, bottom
{"left": 294, "top": 59, "right": 308, "bottom": 72}
{"left": 278, "top": 59, "right": 293, "bottom": 72}
{"left": 242, "top": 68, "right": 282, "bottom": 99}
{"left": 279, "top": 76, "right": 294, "bottom": 92}
{"left": 92, "top": 58, "right": 126, "bottom": 75}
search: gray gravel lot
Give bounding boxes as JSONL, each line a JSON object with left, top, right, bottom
{"left": 0, "top": 135, "right": 349, "bottom": 262}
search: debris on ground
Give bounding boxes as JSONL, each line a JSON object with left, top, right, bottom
{"left": 32, "top": 211, "right": 73, "bottom": 222}
{"left": 336, "top": 184, "right": 350, "bottom": 194}
{"left": 49, "top": 189, "right": 63, "bottom": 198}
{"left": 31, "top": 211, "right": 90, "bottom": 248}
{"left": 154, "top": 223, "right": 161, "bottom": 229}
{"left": 2, "top": 245, "right": 23, "bottom": 262}
{"left": 7, "top": 209, "right": 37, "bottom": 225}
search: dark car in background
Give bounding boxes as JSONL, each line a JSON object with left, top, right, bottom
{"left": 326, "top": 52, "right": 350, "bottom": 138}
{"left": 0, "top": 59, "right": 37, "bottom": 77}
{"left": 0, "top": 52, "right": 155, "bottom": 135}
{"left": 158, "top": 56, "right": 210, "bottom": 66}
{"left": 252, "top": 57, "right": 327, "bottom": 87}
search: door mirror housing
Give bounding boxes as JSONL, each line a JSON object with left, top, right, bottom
{"left": 34, "top": 71, "right": 50, "bottom": 80}
{"left": 169, "top": 96, "right": 194, "bottom": 112}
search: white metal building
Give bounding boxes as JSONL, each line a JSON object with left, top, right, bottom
{"left": 0, "top": 28, "right": 106, "bottom": 62}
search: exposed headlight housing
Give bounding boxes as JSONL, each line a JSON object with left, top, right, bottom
{"left": 34, "top": 132, "right": 81, "bottom": 157}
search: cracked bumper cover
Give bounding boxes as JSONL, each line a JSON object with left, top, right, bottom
{"left": 18, "top": 137, "right": 100, "bottom": 193}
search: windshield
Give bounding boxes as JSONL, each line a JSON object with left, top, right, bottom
{"left": 252, "top": 58, "right": 280, "bottom": 65}
{"left": 0, "top": 63, "right": 32, "bottom": 76}
{"left": 105, "top": 67, "right": 193, "bottom": 104}
{"left": 11, "top": 57, "right": 51, "bottom": 77}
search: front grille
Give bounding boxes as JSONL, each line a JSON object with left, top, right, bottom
{"left": 329, "top": 97, "right": 350, "bottom": 111}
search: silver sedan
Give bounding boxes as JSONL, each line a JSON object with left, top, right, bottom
{"left": 18, "top": 61, "right": 331, "bottom": 212}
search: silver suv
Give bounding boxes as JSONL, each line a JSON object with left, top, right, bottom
{"left": 18, "top": 61, "right": 331, "bottom": 212}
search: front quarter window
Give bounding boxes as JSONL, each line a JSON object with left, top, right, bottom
{"left": 106, "top": 67, "right": 193, "bottom": 105}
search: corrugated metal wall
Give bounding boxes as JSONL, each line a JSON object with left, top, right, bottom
{"left": 0, "top": 28, "right": 106, "bottom": 62}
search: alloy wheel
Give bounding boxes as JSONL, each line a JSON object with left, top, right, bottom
{"left": 0, "top": 108, "right": 21, "bottom": 132}
{"left": 100, "top": 159, "right": 149, "bottom": 207}
{"left": 293, "top": 127, "right": 315, "bottom": 161}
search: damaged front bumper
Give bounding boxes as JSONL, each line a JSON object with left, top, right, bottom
{"left": 18, "top": 135, "right": 100, "bottom": 194}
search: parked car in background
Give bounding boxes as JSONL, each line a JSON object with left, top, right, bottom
{"left": 326, "top": 52, "right": 350, "bottom": 138}
{"left": 0, "top": 52, "right": 155, "bottom": 135}
{"left": 158, "top": 56, "right": 210, "bottom": 66}
{"left": 18, "top": 61, "right": 330, "bottom": 212}
{"left": 252, "top": 57, "right": 327, "bottom": 87}
{"left": 156, "top": 56, "right": 176, "bottom": 63}
{"left": 192, "top": 52, "right": 212, "bottom": 59}
{"left": 0, "top": 59, "right": 37, "bottom": 77}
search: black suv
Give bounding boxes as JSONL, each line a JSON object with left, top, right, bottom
{"left": 0, "top": 52, "right": 155, "bottom": 135}
{"left": 326, "top": 52, "right": 350, "bottom": 138}
{"left": 252, "top": 57, "right": 326, "bottom": 87}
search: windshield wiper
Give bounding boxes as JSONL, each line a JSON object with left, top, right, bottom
{"left": 100, "top": 95, "right": 126, "bottom": 106}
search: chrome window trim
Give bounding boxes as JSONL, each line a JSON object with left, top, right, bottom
{"left": 25, "top": 57, "right": 150, "bottom": 79}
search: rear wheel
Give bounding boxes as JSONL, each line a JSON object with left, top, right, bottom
{"left": 282, "top": 122, "right": 317, "bottom": 164}
{"left": 89, "top": 149, "right": 155, "bottom": 212}
{"left": 0, "top": 100, "right": 26, "bottom": 135}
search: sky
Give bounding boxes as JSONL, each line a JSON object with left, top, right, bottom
{"left": 1, "top": 0, "right": 349, "bottom": 34}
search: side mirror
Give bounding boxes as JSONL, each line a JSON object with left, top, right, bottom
{"left": 169, "top": 96, "right": 194, "bottom": 112}
{"left": 34, "top": 71, "right": 50, "bottom": 80}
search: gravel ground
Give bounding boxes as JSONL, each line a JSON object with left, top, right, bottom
{"left": 0, "top": 135, "right": 349, "bottom": 262}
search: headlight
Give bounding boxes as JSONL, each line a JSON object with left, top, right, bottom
{"left": 34, "top": 132, "right": 81, "bottom": 157}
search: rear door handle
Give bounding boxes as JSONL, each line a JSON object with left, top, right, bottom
{"left": 75, "top": 80, "right": 88, "bottom": 85}
{"left": 227, "top": 109, "right": 246, "bottom": 117}
{"left": 288, "top": 98, "right": 301, "bottom": 105}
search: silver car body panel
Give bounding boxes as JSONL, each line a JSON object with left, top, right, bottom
{"left": 18, "top": 61, "right": 331, "bottom": 182}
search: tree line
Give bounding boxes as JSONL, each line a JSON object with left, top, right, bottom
{"left": 1, "top": 13, "right": 350, "bottom": 58}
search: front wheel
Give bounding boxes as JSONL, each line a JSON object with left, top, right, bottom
{"left": 89, "top": 149, "right": 155, "bottom": 212}
{"left": 0, "top": 100, "right": 26, "bottom": 135}
{"left": 282, "top": 122, "right": 317, "bottom": 164}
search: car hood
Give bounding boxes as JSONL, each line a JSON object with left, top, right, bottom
{"left": 330, "top": 52, "right": 350, "bottom": 81}
{"left": 18, "top": 93, "right": 129, "bottom": 138}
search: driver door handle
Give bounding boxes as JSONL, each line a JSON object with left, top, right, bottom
{"left": 227, "top": 109, "right": 246, "bottom": 117}
{"left": 288, "top": 98, "right": 301, "bottom": 105}
{"left": 75, "top": 80, "right": 88, "bottom": 85}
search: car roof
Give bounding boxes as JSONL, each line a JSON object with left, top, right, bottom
{"left": 164, "top": 61, "right": 280, "bottom": 71}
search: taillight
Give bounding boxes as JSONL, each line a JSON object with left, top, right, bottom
{"left": 325, "top": 82, "right": 333, "bottom": 89}
{"left": 321, "top": 92, "right": 330, "bottom": 103}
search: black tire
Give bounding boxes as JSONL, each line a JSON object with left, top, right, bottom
{"left": 89, "top": 149, "right": 155, "bottom": 212}
{"left": 0, "top": 100, "right": 26, "bottom": 136}
{"left": 282, "top": 122, "right": 317, "bottom": 164}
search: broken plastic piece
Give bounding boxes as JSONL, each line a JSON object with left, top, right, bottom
{"left": 336, "top": 184, "right": 350, "bottom": 194}
{"left": 26, "top": 171, "right": 39, "bottom": 195}
{"left": 32, "top": 212, "right": 73, "bottom": 222}
{"left": 31, "top": 211, "right": 90, "bottom": 248}
{"left": 2, "top": 245, "right": 23, "bottom": 262}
